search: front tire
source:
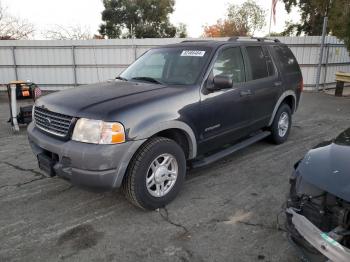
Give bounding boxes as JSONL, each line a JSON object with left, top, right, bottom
{"left": 122, "top": 137, "right": 186, "bottom": 210}
{"left": 269, "top": 103, "right": 292, "bottom": 144}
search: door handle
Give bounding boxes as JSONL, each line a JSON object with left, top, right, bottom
{"left": 273, "top": 81, "right": 282, "bottom": 87}
{"left": 240, "top": 89, "right": 252, "bottom": 97}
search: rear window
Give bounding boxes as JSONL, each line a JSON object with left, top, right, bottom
{"left": 273, "top": 46, "right": 299, "bottom": 73}
{"left": 245, "top": 46, "right": 269, "bottom": 80}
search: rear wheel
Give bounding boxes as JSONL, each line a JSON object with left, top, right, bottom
{"left": 122, "top": 137, "right": 186, "bottom": 210}
{"left": 269, "top": 103, "right": 292, "bottom": 144}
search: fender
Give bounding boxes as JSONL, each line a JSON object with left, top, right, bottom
{"left": 268, "top": 90, "right": 297, "bottom": 126}
{"left": 134, "top": 120, "right": 197, "bottom": 159}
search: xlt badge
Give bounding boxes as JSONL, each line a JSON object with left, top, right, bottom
{"left": 204, "top": 124, "right": 221, "bottom": 132}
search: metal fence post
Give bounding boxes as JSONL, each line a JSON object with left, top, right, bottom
{"left": 315, "top": 17, "right": 328, "bottom": 91}
{"left": 322, "top": 44, "right": 330, "bottom": 92}
{"left": 71, "top": 45, "right": 78, "bottom": 87}
{"left": 11, "top": 47, "right": 18, "bottom": 80}
{"left": 133, "top": 45, "right": 137, "bottom": 61}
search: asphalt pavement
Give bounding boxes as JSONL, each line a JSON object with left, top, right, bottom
{"left": 0, "top": 91, "right": 349, "bottom": 262}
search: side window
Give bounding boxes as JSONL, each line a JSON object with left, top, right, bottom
{"left": 273, "top": 46, "right": 299, "bottom": 73}
{"left": 212, "top": 47, "right": 245, "bottom": 83}
{"left": 245, "top": 46, "right": 269, "bottom": 80}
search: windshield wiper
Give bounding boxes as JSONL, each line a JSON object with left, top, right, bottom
{"left": 130, "top": 77, "right": 163, "bottom": 85}
{"left": 116, "top": 76, "right": 128, "bottom": 81}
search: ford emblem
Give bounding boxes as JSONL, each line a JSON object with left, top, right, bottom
{"left": 44, "top": 117, "right": 51, "bottom": 127}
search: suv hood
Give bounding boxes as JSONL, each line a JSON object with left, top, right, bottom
{"left": 297, "top": 128, "right": 350, "bottom": 201}
{"left": 35, "top": 80, "right": 167, "bottom": 119}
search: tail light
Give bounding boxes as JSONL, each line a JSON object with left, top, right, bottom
{"left": 298, "top": 79, "right": 304, "bottom": 92}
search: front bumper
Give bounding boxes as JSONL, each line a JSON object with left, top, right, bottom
{"left": 287, "top": 208, "right": 350, "bottom": 262}
{"left": 27, "top": 122, "right": 145, "bottom": 190}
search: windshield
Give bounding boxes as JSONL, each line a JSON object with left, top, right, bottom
{"left": 119, "top": 47, "right": 212, "bottom": 85}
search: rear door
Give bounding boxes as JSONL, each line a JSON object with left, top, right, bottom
{"left": 241, "top": 45, "right": 281, "bottom": 129}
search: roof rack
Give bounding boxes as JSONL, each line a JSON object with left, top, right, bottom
{"left": 228, "top": 36, "right": 280, "bottom": 43}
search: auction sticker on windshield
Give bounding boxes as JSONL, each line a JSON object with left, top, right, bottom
{"left": 181, "top": 50, "right": 206, "bottom": 57}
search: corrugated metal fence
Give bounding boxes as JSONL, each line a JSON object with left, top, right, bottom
{"left": 0, "top": 36, "right": 349, "bottom": 91}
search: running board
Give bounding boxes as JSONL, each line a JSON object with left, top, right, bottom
{"left": 191, "top": 131, "right": 271, "bottom": 169}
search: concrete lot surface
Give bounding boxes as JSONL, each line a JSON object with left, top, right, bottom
{"left": 0, "top": 92, "right": 349, "bottom": 262}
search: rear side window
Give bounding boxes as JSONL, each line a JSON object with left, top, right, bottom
{"left": 273, "top": 46, "right": 299, "bottom": 73}
{"left": 245, "top": 46, "right": 270, "bottom": 80}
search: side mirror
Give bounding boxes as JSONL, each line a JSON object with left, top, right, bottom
{"left": 209, "top": 75, "right": 233, "bottom": 91}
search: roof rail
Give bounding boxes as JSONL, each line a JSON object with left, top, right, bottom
{"left": 181, "top": 40, "right": 214, "bottom": 43}
{"left": 228, "top": 36, "right": 280, "bottom": 43}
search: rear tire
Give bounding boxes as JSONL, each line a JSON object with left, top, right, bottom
{"left": 122, "top": 137, "right": 186, "bottom": 210}
{"left": 269, "top": 103, "right": 292, "bottom": 144}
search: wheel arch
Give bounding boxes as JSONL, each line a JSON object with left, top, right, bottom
{"left": 136, "top": 120, "right": 197, "bottom": 160}
{"left": 268, "top": 91, "right": 296, "bottom": 126}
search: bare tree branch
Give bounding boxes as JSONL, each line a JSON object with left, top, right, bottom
{"left": 0, "top": 1, "right": 35, "bottom": 40}
{"left": 44, "top": 25, "right": 93, "bottom": 40}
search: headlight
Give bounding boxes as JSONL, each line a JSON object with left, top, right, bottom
{"left": 72, "top": 118, "right": 125, "bottom": 144}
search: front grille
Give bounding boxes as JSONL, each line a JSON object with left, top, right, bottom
{"left": 34, "top": 106, "right": 73, "bottom": 137}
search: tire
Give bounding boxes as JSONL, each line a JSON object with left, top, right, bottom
{"left": 122, "top": 137, "right": 186, "bottom": 210}
{"left": 269, "top": 103, "right": 292, "bottom": 144}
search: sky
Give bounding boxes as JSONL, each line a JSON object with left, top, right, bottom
{"left": 1, "top": 0, "right": 300, "bottom": 39}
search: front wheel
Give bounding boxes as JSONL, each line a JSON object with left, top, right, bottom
{"left": 269, "top": 103, "right": 292, "bottom": 144}
{"left": 122, "top": 137, "right": 186, "bottom": 210}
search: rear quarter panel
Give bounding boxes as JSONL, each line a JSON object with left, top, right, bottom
{"left": 269, "top": 44, "right": 302, "bottom": 106}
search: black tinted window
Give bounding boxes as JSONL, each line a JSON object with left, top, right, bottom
{"left": 245, "top": 46, "right": 269, "bottom": 80}
{"left": 273, "top": 46, "right": 299, "bottom": 73}
{"left": 212, "top": 47, "right": 245, "bottom": 83}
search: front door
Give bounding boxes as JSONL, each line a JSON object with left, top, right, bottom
{"left": 198, "top": 46, "right": 252, "bottom": 154}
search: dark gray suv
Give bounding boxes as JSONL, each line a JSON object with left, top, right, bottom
{"left": 28, "top": 37, "right": 303, "bottom": 210}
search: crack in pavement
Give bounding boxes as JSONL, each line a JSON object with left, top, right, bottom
{"left": 3, "top": 161, "right": 44, "bottom": 177}
{"left": 0, "top": 162, "right": 47, "bottom": 189}
{"left": 57, "top": 185, "right": 74, "bottom": 194}
{"left": 158, "top": 207, "right": 190, "bottom": 237}
{"left": 0, "top": 176, "right": 47, "bottom": 189}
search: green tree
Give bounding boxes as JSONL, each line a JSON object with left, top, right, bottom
{"left": 282, "top": 0, "right": 350, "bottom": 51}
{"left": 328, "top": 0, "right": 350, "bottom": 51}
{"left": 99, "top": 0, "right": 178, "bottom": 38}
{"left": 176, "top": 23, "right": 188, "bottom": 38}
{"left": 282, "top": 0, "right": 331, "bottom": 36}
